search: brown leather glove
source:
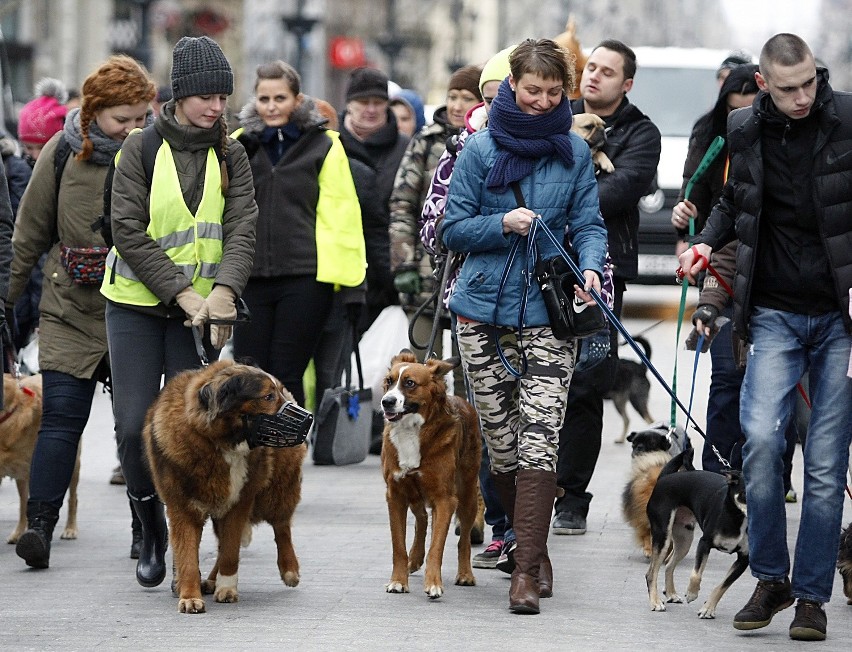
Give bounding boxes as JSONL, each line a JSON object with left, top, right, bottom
{"left": 193, "top": 284, "right": 237, "bottom": 349}
{"left": 175, "top": 287, "right": 206, "bottom": 326}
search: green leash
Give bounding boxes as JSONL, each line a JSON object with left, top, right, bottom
{"left": 670, "top": 136, "right": 726, "bottom": 430}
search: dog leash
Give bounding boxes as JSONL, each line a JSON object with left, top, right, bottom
{"left": 191, "top": 299, "right": 252, "bottom": 366}
{"left": 533, "top": 218, "right": 708, "bottom": 438}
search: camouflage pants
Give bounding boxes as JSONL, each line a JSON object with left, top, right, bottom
{"left": 455, "top": 320, "right": 576, "bottom": 473}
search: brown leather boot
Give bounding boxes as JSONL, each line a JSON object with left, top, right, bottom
{"left": 509, "top": 469, "right": 557, "bottom": 614}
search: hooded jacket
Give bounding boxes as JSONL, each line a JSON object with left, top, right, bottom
{"left": 236, "top": 97, "right": 365, "bottom": 286}
{"left": 571, "top": 97, "right": 660, "bottom": 281}
{"left": 107, "top": 100, "right": 257, "bottom": 316}
{"left": 695, "top": 70, "right": 852, "bottom": 337}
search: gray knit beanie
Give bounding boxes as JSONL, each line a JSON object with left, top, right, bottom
{"left": 171, "top": 36, "right": 234, "bottom": 100}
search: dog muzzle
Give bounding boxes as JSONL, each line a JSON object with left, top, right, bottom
{"left": 242, "top": 402, "right": 313, "bottom": 448}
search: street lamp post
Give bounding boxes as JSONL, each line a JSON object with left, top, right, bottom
{"left": 282, "top": 0, "right": 320, "bottom": 80}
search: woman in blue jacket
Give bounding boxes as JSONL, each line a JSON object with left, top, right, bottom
{"left": 442, "top": 38, "right": 607, "bottom": 615}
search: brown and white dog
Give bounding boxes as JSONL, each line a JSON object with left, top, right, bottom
{"left": 143, "top": 361, "right": 304, "bottom": 614}
{"left": 380, "top": 350, "right": 481, "bottom": 599}
{"left": 0, "top": 373, "right": 80, "bottom": 543}
{"left": 572, "top": 113, "right": 614, "bottom": 174}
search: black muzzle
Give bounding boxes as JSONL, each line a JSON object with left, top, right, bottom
{"left": 242, "top": 402, "right": 313, "bottom": 448}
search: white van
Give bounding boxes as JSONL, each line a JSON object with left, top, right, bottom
{"left": 627, "top": 47, "right": 737, "bottom": 283}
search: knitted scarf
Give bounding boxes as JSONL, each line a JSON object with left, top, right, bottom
{"left": 63, "top": 108, "right": 153, "bottom": 166}
{"left": 485, "top": 78, "right": 574, "bottom": 191}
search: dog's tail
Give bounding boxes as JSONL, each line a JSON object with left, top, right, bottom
{"left": 633, "top": 335, "right": 652, "bottom": 366}
{"left": 657, "top": 447, "right": 695, "bottom": 480}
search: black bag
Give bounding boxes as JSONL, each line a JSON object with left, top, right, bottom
{"left": 311, "top": 319, "right": 372, "bottom": 465}
{"left": 534, "top": 253, "right": 606, "bottom": 340}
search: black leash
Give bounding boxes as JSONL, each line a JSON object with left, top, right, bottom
{"left": 191, "top": 298, "right": 252, "bottom": 366}
{"left": 533, "top": 218, "right": 709, "bottom": 440}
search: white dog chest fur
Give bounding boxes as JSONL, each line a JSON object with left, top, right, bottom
{"left": 389, "top": 413, "right": 425, "bottom": 480}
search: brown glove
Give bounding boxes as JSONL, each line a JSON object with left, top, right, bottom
{"left": 175, "top": 287, "right": 206, "bottom": 326}
{"left": 193, "top": 284, "right": 237, "bottom": 349}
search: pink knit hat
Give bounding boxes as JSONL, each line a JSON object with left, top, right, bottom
{"left": 18, "top": 78, "right": 69, "bottom": 144}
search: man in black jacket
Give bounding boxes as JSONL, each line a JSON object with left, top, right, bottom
{"left": 552, "top": 40, "right": 660, "bottom": 535}
{"left": 681, "top": 33, "right": 852, "bottom": 642}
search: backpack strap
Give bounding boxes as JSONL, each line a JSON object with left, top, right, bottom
{"left": 53, "top": 134, "right": 72, "bottom": 206}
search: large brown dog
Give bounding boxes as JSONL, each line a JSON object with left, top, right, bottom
{"left": 380, "top": 351, "right": 481, "bottom": 599}
{"left": 143, "top": 361, "right": 304, "bottom": 614}
{"left": 0, "top": 373, "right": 80, "bottom": 543}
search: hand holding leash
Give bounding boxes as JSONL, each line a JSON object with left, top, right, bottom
{"left": 677, "top": 244, "right": 712, "bottom": 284}
{"left": 573, "top": 269, "right": 601, "bottom": 304}
{"left": 175, "top": 286, "right": 206, "bottom": 326}
{"left": 671, "top": 199, "right": 698, "bottom": 231}
{"left": 501, "top": 208, "right": 537, "bottom": 236}
{"left": 194, "top": 285, "right": 237, "bottom": 350}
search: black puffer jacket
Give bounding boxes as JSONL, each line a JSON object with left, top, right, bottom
{"left": 695, "top": 71, "right": 852, "bottom": 337}
{"left": 572, "top": 97, "right": 660, "bottom": 281}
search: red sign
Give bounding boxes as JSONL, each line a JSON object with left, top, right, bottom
{"left": 329, "top": 36, "right": 366, "bottom": 69}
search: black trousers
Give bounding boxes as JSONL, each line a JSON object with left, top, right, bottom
{"left": 555, "top": 280, "right": 625, "bottom": 516}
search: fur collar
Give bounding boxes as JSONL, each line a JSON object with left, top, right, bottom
{"left": 238, "top": 95, "right": 326, "bottom": 135}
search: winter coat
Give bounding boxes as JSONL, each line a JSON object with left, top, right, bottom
{"left": 0, "top": 160, "right": 13, "bottom": 303}
{"left": 389, "top": 106, "right": 459, "bottom": 308}
{"left": 0, "top": 133, "right": 32, "bottom": 217}
{"left": 8, "top": 132, "right": 110, "bottom": 377}
{"left": 236, "top": 98, "right": 365, "bottom": 286}
{"left": 442, "top": 128, "right": 607, "bottom": 327}
{"left": 570, "top": 97, "right": 660, "bottom": 281}
{"left": 338, "top": 108, "right": 409, "bottom": 315}
{"left": 695, "top": 72, "right": 852, "bottom": 337}
{"left": 107, "top": 101, "right": 257, "bottom": 317}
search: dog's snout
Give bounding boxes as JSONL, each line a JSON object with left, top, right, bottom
{"left": 381, "top": 394, "right": 397, "bottom": 410}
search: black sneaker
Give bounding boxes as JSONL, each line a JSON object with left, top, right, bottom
{"left": 495, "top": 538, "right": 516, "bottom": 574}
{"left": 472, "top": 539, "right": 503, "bottom": 569}
{"left": 733, "top": 578, "right": 794, "bottom": 630}
{"left": 551, "top": 510, "right": 586, "bottom": 535}
{"left": 789, "top": 599, "right": 827, "bottom": 641}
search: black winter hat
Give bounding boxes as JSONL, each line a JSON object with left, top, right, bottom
{"left": 171, "top": 36, "right": 234, "bottom": 100}
{"left": 346, "top": 67, "right": 389, "bottom": 102}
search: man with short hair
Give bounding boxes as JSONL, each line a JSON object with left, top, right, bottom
{"left": 552, "top": 40, "right": 661, "bottom": 535}
{"left": 681, "top": 33, "right": 852, "bottom": 642}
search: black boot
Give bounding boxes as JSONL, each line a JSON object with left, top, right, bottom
{"left": 129, "top": 493, "right": 168, "bottom": 587}
{"left": 129, "top": 499, "right": 143, "bottom": 560}
{"left": 16, "top": 502, "right": 60, "bottom": 569}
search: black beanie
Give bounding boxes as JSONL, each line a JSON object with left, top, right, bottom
{"left": 346, "top": 67, "right": 389, "bottom": 102}
{"left": 171, "top": 36, "right": 234, "bottom": 100}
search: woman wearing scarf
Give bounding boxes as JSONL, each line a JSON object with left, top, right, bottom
{"left": 10, "top": 55, "right": 156, "bottom": 571}
{"left": 441, "top": 38, "right": 607, "bottom": 615}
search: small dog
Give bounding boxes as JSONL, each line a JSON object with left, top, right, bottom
{"left": 838, "top": 523, "right": 852, "bottom": 604}
{"left": 622, "top": 424, "right": 691, "bottom": 557}
{"left": 645, "top": 451, "right": 749, "bottom": 619}
{"left": 144, "top": 361, "right": 304, "bottom": 614}
{"left": 380, "top": 350, "right": 481, "bottom": 599}
{"left": 609, "top": 336, "right": 654, "bottom": 443}
{"left": 0, "top": 373, "right": 80, "bottom": 543}
{"left": 572, "top": 113, "right": 614, "bottom": 174}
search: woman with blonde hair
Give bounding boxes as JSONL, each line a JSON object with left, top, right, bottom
{"left": 11, "top": 54, "right": 155, "bottom": 571}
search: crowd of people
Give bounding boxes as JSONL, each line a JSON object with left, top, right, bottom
{"left": 0, "top": 28, "right": 849, "bottom": 643}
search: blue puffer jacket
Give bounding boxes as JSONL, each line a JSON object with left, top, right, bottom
{"left": 442, "top": 128, "right": 607, "bottom": 327}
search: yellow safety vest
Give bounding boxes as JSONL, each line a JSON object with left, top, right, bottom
{"left": 101, "top": 141, "right": 225, "bottom": 306}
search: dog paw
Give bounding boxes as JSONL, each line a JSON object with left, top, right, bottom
{"left": 386, "top": 581, "right": 409, "bottom": 594}
{"left": 425, "top": 584, "right": 444, "bottom": 600}
{"left": 685, "top": 591, "right": 698, "bottom": 603}
{"left": 60, "top": 527, "right": 78, "bottom": 540}
{"left": 408, "top": 559, "right": 424, "bottom": 574}
{"left": 200, "top": 579, "right": 216, "bottom": 595}
{"left": 281, "top": 570, "right": 300, "bottom": 587}
{"left": 651, "top": 601, "right": 666, "bottom": 612}
{"left": 666, "top": 593, "right": 684, "bottom": 604}
{"left": 7, "top": 531, "right": 23, "bottom": 544}
{"left": 178, "top": 598, "right": 206, "bottom": 614}
{"left": 455, "top": 573, "right": 476, "bottom": 587}
{"left": 214, "top": 586, "right": 239, "bottom": 603}
{"left": 697, "top": 604, "right": 716, "bottom": 619}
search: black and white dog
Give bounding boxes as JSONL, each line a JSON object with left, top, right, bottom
{"left": 644, "top": 449, "right": 749, "bottom": 619}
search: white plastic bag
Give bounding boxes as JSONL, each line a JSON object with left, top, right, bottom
{"left": 18, "top": 333, "right": 40, "bottom": 375}
{"left": 351, "top": 305, "right": 411, "bottom": 403}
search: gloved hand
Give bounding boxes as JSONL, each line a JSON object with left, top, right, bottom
{"left": 691, "top": 304, "right": 720, "bottom": 335}
{"left": 175, "top": 287, "right": 206, "bottom": 326}
{"left": 393, "top": 263, "right": 421, "bottom": 296}
{"left": 686, "top": 304, "right": 728, "bottom": 353}
{"left": 193, "top": 285, "right": 237, "bottom": 350}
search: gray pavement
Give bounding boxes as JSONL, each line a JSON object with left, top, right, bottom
{"left": 2, "top": 286, "right": 851, "bottom": 650}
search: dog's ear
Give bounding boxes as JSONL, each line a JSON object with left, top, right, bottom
{"left": 391, "top": 349, "right": 418, "bottom": 366}
{"left": 723, "top": 469, "right": 743, "bottom": 485}
{"left": 683, "top": 446, "right": 695, "bottom": 471}
{"left": 199, "top": 373, "right": 259, "bottom": 420}
{"left": 426, "top": 356, "right": 458, "bottom": 378}
{"left": 626, "top": 431, "right": 638, "bottom": 443}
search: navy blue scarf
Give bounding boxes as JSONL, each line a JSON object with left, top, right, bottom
{"left": 485, "top": 78, "right": 574, "bottom": 191}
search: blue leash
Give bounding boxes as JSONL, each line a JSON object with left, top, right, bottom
{"left": 532, "top": 218, "right": 709, "bottom": 440}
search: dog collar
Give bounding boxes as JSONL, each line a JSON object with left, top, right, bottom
{"left": 0, "top": 404, "right": 18, "bottom": 425}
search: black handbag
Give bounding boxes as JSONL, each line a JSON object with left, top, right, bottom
{"left": 534, "top": 254, "right": 606, "bottom": 340}
{"left": 509, "top": 182, "right": 606, "bottom": 341}
{"left": 311, "top": 317, "right": 372, "bottom": 466}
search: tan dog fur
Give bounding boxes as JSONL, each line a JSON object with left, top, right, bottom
{"left": 572, "top": 113, "right": 615, "bottom": 174}
{"left": 622, "top": 451, "right": 669, "bottom": 558}
{"left": 380, "top": 351, "right": 481, "bottom": 599}
{"left": 0, "top": 373, "right": 80, "bottom": 543}
{"left": 143, "top": 360, "right": 304, "bottom": 614}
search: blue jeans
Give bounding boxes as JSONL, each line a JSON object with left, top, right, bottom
{"left": 28, "top": 371, "right": 98, "bottom": 508}
{"left": 740, "top": 307, "right": 852, "bottom": 603}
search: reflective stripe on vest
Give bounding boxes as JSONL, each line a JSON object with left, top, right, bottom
{"left": 101, "top": 142, "right": 225, "bottom": 306}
